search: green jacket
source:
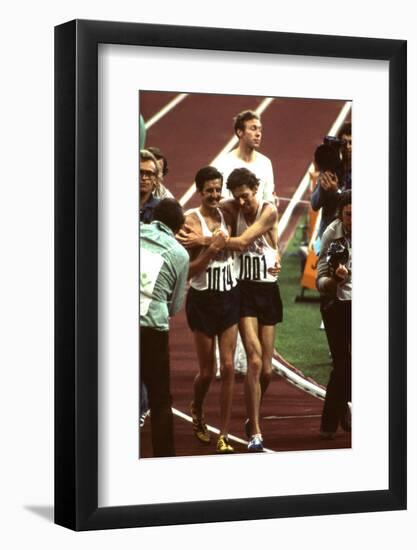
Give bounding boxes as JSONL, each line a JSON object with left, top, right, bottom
{"left": 140, "top": 221, "right": 189, "bottom": 330}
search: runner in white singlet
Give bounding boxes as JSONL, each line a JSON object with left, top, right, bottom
{"left": 221, "top": 167, "right": 283, "bottom": 452}
{"left": 183, "top": 166, "right": 240, "bottom": 454}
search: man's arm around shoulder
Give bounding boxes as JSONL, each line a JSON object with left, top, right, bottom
{"left": 227, "top": 203, "right": 277, "bottom": 251}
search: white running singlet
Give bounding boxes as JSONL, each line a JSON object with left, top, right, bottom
{"left": 235, "top": 201, "right": 278, "bottom": 283}
{"left": 189, "top": 208, "right": 237, "bottom": 292}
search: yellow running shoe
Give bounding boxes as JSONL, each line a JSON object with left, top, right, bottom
{"left": 190, "top": 402, "right": 211, "bottom": 444}
{"left": 216, "top": 435, "right": 234, "bottom": 454}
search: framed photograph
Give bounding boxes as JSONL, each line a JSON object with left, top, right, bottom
{"left": 55, "top": 19, "right": 406, "bottom": 530}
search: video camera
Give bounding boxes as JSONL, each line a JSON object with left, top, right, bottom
{"left": 314, "top": 136, "right": 344, "bottom": 173}
{"left": 326, "top": 240, "right": 349, "bottom": 271}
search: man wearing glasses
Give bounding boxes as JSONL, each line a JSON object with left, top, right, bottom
{"left": 139, "top": 149, "right": 160, "bottom": 431}
{"left": 140, "top": 149, "right": 160, "bottom": 223}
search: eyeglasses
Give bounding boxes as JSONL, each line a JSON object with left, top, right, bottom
{"left": 140, "top": 169, "right": 157, "bottom": 179}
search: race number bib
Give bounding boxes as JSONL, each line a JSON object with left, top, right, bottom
{"left": 206, "top": 263, "right": 234, "bottom": 291}
{"left": 140, "top": 248, "right": 164, "bottom": 315}
{"left": 237, "top": 254, "right": 268, "bottom": 281}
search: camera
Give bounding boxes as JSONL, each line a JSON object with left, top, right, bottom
{"left": 314, "top": 136, "right": 343, "bottom": 173}
{"left": 326, "top": 240, "right": 349, "bottom": 271}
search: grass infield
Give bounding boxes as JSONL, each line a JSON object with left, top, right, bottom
{"left": 275, "top": 223, "right": 332, "bottom": 387}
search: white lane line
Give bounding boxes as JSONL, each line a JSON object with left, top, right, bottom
{"left": 178, "top": 97, "right": 276, "bottom": 206}
{"left": 263, "top": 415, "right": 321, "bottom": 420}
{"left": 172, "top": 407, "right": 275, "bottom": 453}
{"left": 272, "top": 357, "right": 326, "bottom": 400}
{"left": 277, "top": 101, "right": 352, "bottom": 238}
{"left": 144, "top": 93, "right": 189, "bottom": 130}
{"left": 278, "top": 197, "right": 310, "bottom": 206}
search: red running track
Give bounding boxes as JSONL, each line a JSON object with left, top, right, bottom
{"left": 139, "top": 91, "right": 351, "bottom": 457}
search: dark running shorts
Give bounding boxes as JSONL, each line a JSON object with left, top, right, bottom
{"left": 185, "top": 285, "right": 240, "bottom": 337}
{"left": 239, "top": 280, "right": 283, "bottom": 325}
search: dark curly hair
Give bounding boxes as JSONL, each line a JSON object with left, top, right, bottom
{"left": 226, "top": 167, "right": 260, "bottom": 192}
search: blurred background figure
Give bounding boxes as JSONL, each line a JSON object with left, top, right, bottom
{"left": 310, "top": 122, "right": 352, "bottom": 239}
{"left": 140, "top": 149, "right": 160, "bottom": 223}
{"left": 147, "top": 146, "right": 174, "bottom": 199}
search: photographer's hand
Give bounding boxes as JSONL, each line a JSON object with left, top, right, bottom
{"left": 335, "top": 263, "right": 349, "bottom": 282}
{"left": 319, "top": 171, "right": 339, "bottom": 192}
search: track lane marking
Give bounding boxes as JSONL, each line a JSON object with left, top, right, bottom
{"left": 144, "top": 93, "right": 189, "bottom": 130}
{"left": 263, "top": 415, "right": 321, "bottom": 420}
{"left": 172, "top": 407, "right": 275, "bottom": 453}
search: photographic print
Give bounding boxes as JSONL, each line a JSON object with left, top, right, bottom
{"left": 55, "top": 19, "right": 405, "bottom": 530}
{"left": 139, "top": 91, "right": 352, "bottom": 459}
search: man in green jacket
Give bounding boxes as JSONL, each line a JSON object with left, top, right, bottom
{"left": 140, "top": 198, "right": 189, "bottom": 457}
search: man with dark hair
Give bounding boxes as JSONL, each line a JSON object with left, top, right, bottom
{"left": 184, "top": 166, "right": 239, "bottom": 453}
{"left": 311, "top": 121, "right": 352, "bottom": 237}
{"left": 214, "top": 109, "right": 275, "bottom": 204}
{"left": 220, "top": 167, "right": 282, "bottom": 451}
{"left": 140, "top": 198, "right": 189, "bottom": 457}
{"left": 316, "top": 190, "right": 352, "bottom": 439}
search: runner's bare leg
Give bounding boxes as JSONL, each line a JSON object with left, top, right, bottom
{"left": 240, "top": 317, "right": 263, "bottom": 436}
{"left": 259, "top": 324, "right": 275, "bottom": 400}
{"left": 218, "top": 324, "right": 238, "bottom": 436}
{"left": 192, "top": 331, "right": 216, "bottom": 415}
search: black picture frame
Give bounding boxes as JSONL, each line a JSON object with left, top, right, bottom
{"left": 55, "top": 19, "right": 407, "bottom": 531}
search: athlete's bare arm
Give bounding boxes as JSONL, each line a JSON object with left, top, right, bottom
{"left": 177, "top": 203, "right": 235, "bottom": 248}
{"left": 176, "top": 218, "right": 210, "bottom": 248}
{"left": 219, "top": 199, "right": 238, "bottom": 222}
{"left": 180, "top": 213, "right": 228, "bottom": 279}
{"left": 226, "top": 203, "right": 278, "bottom": 252}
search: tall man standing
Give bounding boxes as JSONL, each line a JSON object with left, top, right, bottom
{"left": 316, "top": 190, "right": 352, "bottom": 439}
{"left": 214, "top": 109, "right": 276, "bottom": 204}
{"left": 214, "top": 110, "right": 277, "bottom": 375}
{"left": 139, "top": 148, "right": 160, "bottom": 428}
{"left": 140, "top": 198, "right": 189, "bottom": 457}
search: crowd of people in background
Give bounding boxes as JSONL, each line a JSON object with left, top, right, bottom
{"left": 139, "top": 109, "right": 352, "bottom": 457}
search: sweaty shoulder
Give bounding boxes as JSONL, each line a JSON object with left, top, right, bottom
{"left": 260, "top": 202, "right": 277, "bottom": 221}
{"left": 220, "top": 199, "right": 238, "bottom": 216}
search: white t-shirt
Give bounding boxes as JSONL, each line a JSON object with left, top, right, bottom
{"left": 213, "top": 150, "right": 275, "bottom": 202}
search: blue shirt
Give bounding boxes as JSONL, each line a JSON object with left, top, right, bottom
{"left": 140, "top": 221, "right": 189, "bottom": 331}
{"left": 140, "top": 194, "right": 160, "bottom": 224}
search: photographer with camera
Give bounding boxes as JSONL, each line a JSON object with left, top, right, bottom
{"left": 311, "top": 122, "right": 352, "bottom": 238}
{"left": 316, "top": 190, "right": 352, "bottom": 439}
